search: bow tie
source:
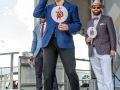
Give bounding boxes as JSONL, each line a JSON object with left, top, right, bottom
{"left": 93, "top": 17, "right": 99, "bottom": 20}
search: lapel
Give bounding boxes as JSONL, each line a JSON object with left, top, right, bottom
{"left": 37, "top": 24, "right": 41, "bottom": 37}
{"left": 63, "top": 1, "right": 69, "bottom": 10}
{"left": 91, "top": 19, "right": 94, "bottom": 27}
{"left": 52, "top": 2, "right": 56, "bottom": 7}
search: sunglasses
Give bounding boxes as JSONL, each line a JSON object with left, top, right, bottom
{"left": 92, "top": 6, "right": 101, "bottom": 9}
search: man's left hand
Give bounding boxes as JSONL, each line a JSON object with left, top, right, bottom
{"left": 58, "top": 23, "right": 69, "bottom": 31}
{"left": 110, "top": 50, "right": 116, "bottom": 57}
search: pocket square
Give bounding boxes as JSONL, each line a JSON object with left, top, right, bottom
{"left": 100, "top": 23, "right": 105, "bottom": 25}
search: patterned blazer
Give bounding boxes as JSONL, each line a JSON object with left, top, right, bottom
{"left": 85, "top": 15, "right": 116, "bottom": 57}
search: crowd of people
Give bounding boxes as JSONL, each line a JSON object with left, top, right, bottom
{"left": 30, "top": 0, "right": 117, "bottom": 90}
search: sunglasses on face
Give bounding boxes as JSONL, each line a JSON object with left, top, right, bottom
{"left": 92, "top": 6, "right": 101, "bottom": 9}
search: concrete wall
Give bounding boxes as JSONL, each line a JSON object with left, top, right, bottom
{"left": 68, "top": 0, "right": 91, "bottom": 35}
{"left": 103, "top": 0, "right": 120, "bottom": 87}
{"left": 103, "top": 0, "right": 120, "bottom": 60}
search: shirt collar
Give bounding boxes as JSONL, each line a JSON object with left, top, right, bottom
{"left": 55, "top": 1, "right": 65, "bottom": 6}
{"left": 93, "top": 14, "right": 101, "bottom": 20}
{"left": 41, "top": 22, "right": 46, "bottom": 25}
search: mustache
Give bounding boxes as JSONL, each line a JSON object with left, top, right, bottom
{"left": 94, "top": 10, "right": 99, "bottom": 11}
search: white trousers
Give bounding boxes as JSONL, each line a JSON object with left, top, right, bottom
{"left": 90, "top": 48, "right": 113, "bottom": 90}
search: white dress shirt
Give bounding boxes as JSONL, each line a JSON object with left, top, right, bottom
{"left": 40, "top": 22, "right": 46, "bottom": 34}
{"left": 93, "top": 14, "right": 101, "bottom": 29}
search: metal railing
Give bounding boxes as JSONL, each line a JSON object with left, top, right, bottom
{"left": 0, "top": 52, "right": 19, "bottom": 89}
{"left": 0, "top": 52, "right": 91, "bottom": 90}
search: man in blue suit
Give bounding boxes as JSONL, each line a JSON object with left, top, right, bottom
{"left": 29, "top": 18, "right": 58, "bottom": 90}
{"left": 33, "top": 0, "right": 82, "bottom": 90}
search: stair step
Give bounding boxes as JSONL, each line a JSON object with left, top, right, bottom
{"left": 115, "top": 87, "right": 120, "bottom": 90}
{"left": 80, "top": 87, "right": 120, "bottom": 90}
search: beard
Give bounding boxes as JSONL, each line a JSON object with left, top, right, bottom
{"left": 93, "top": 10, "right": 102, "bottom": 16}
{"left": 55, "top": 0, "right": 61, "bottom": 2}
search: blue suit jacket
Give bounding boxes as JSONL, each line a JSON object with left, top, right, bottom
{"left": 31, "top": 24, "right": 42, "bottom": 57}
{"left": 33, "top": 0, "right": 82, "bottom": 48}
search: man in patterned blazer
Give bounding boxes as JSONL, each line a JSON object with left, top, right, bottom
{"left": 85, "top": 0, "right": 116, "bottom": 90}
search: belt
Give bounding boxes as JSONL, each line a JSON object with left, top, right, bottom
{"left": 40, "top": 48, "right": 43, "bottom": 52}
{"left": 52, "top": 34, "right": 56, "bottom": 37}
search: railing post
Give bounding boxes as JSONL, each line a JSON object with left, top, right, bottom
{"left": 0, "top": 67, "right": 2, "bottom": 88}
{"left": 10, "top": 54, "right": 14, "bottom": 89}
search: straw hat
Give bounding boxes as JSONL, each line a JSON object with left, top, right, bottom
{"left": 90, "top": 0, "right": 104, "bottom": 8}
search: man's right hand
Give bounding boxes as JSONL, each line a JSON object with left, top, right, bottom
{"left": 29, "top": 56, "right": 34, "bottom": 62}
{"left": 86, "top": 37, "right": 93, "bottom": 43}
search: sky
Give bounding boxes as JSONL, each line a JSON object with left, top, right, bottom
{"left": 0, "top": 0, "right": 34, "bottom": 53}
{"left": 0, "top": 0, "right": 89, "bottom": 69}
{"left": 0, "top": 0, "right": 34, "bottom": 67}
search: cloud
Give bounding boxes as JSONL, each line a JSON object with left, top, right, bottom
{"left": 0, "top": 37, "right": 24, "bottom": 53}
{"left": 3, "top": 7, "right": 13, "bottom": 16}
{"left": 3, "top": 13, "right": 7, "bottom": 16}
{"left": 14, "top": 0, "right": 34, "bottom": 32}
{"left": 0, "top": 0, "right": 34, "bottom": 53}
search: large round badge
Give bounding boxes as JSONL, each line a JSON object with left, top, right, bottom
{"left": 87, "top": 27, "right": 97, "bottom": 38}
{"left": 87, "top": 27, "right": 97, "bottom": 44}
{"left": 51, "top": 6, "right": 68, "bottom": 23}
